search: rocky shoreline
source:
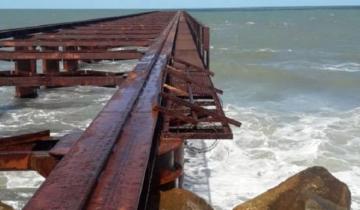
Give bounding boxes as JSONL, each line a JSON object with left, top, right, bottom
{"left": 0, "top": 166, "right": 351, "bottom": 210}
{"left": 159, "top": 166, "right": 351, "bottom": 210}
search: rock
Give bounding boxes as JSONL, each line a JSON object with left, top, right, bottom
{"left": 233, "top": 166, "right": 351, "bottom": 210}
{"left": 0, "top": 202, "right": 13, "bottom": 210}
{"left": 159, "top": 188, "right": 214, "bottom": 210}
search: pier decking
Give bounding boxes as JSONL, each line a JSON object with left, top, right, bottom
{"left": 0, "top": 11, "right": 240, "bottom": 210}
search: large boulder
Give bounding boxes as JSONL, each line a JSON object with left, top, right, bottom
{"left": 159, "top": 188, "right": 213, "bottom": 210}
{"left": 233, "top": 166, "right": 351, "bottom": 210}
{"left": 0, "top": 202, "right": 13, "bottom": 210}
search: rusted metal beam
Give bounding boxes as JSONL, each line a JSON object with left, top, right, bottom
{"left": 0, "top": 151, "right": 58, "bottom": 177}
{"left": 62, "top": 28, "right": 162, "bottom": 32}
{"left": 162, "top": 131, "right": 233, "bottom": 139}
{"left": 163, "top": 83, "right": 189, "bottom": 96}
{"left": 0, "top": 70, "right": 125, "bottom": 76}
{"left": 84, "top": 24, "right": 165, "bottom": 28}
{"left": 158, "top": 138, "right": 183, "bottom": 156}
{"left": 159, "top": 163, "right": 182, "bottom": 186}
{"left": 33, "top": 34, "right": 157, "bottom": 40}
{"left": 0, "top": 130, "right": 50, "bottom": 147}
{"left": 74, "top": 26, "right": 164, "bottom": 31}
{"left": 14, "top": 46, "right": 38, "bottom": 98}
{"left": 167, "top": 65, "right": 223, "bottom": 94}
{"left": 87, "top": 12, "right": 180, "bottom": 210}
{"left": 0, "top": 75, "right": 125, "bottom": 87}
{"left": 54, "top": 30, "right": 160, "bottom": 35}
{"left": 49, "top": 132, "right": 82, "bottom": 157}
{"left": 0, "top": 11, "right": 155, "bottom": 39}
{"left": 0, "top": 40, "right": 151, "bottom": 47}
{"left": 161, "top": 92, "right": 241, "bottom": 127}
{"left": 173, "top": 57, "right": 214, "bottom": 76}
{"left": 63, "top": 46, "right": 78, "bottom": 71}
{"left": 0, "top": 51, "right": 143, "bottom": 60}
{"left": 154, "top": 106, "right": 198, "bottom": 124}
{"left": 42, "top": 47, "right": 60, "bottom": 78}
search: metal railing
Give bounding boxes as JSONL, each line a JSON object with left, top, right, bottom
{"left": 184, "top": 11, "right": 210, "bottom": 69}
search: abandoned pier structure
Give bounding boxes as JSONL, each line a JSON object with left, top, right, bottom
{"left": 0, "top": 11, "right": 240, "bottom": 210}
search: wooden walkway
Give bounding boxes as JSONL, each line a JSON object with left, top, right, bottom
{"left": 0, "top": 11, "right": 240, "bottom": 210}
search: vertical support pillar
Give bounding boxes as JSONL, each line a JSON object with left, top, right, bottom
{"left": 63, "top": 46, "right": 78, "bottom": 72}
{"left": 158, "top": 151, "right": 176, "bottom": 190}
{"left": 174, "top": 143, "right": 184, "bottom": 188}
{"left": 15, "top": 46, "right": 38, "bottom": 98}
{"left": 42, "top": 46, "right": 59, "bottom": 88}
{"left": 42, "top": 47, "right": 60, "bottom": 74}
{"left": 203, "top": 27, "right": 210, "bottom": 69}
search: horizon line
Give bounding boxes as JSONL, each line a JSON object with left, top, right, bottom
{"left": 1, "top": 5, "right": 360, "bottom": 10}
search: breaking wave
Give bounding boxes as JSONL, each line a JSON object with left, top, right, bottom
{"left": 185, "top": 105, "right": 360, "bottom": 210}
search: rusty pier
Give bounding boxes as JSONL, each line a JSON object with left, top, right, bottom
{"left": 0, "top": 11, "right": 241, "bottom": 210}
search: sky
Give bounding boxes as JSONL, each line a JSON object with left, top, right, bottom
{"left": 0, "top": 0, "right": 359, "bottom": 9}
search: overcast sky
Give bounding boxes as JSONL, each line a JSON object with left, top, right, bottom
{"left": 1, "top": 0, "right": 359, "bottom": 9}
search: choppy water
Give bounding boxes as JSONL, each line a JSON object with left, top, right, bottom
{"left": 1, "top": 8, "right": 360, "bottom": 210}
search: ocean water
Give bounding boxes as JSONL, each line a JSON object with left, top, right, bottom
{"left": 0, "top": 8, "right": 360, "bottom": 210}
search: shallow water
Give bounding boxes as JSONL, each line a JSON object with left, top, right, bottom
{"left": 1, "top": 8, "right": 360, "bottom": 210}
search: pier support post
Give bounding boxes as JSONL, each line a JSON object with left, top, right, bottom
{"left": 42, "top": 47, "right": 60, "bottom": 74}
{"left": 63, "top": 46, "right": 78, "bottom": 71}
{"left": 42, "top": 46, "right": 60, "bottom": 88}
{"left": 15, "top": 46, "right": 38, "bottom": 98}
{"left": 203, "top": 27, "right": 210, "bottom": 69}
{"left": 174, "top": 143, "right": 184, "bottom": 187}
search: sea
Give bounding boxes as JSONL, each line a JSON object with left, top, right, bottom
{"left": 0, "top": 8, "right": 359, "bottom": 210}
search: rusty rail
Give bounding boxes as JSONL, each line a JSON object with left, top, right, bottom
{"left": 183, "top": 12, "right": 210, "bottom": 68}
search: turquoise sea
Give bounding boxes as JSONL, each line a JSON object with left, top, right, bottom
{"left": 0, "top": 8, "right": 360, "bottom": 209}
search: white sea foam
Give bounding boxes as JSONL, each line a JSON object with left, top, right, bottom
{"left": 185, "top": 105, "right": 360, "bottom": 210}
{"left": 318, "top": 63, "right": 360, "bottom": 73}
{"left": 238, "top": 48, "right": 293, "bottom": 54}
{"left": 246, "top": 21, "right": 255, "bottom": 25}
{"left": 257, "top": 48, "right": 278, "bottom": 53}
